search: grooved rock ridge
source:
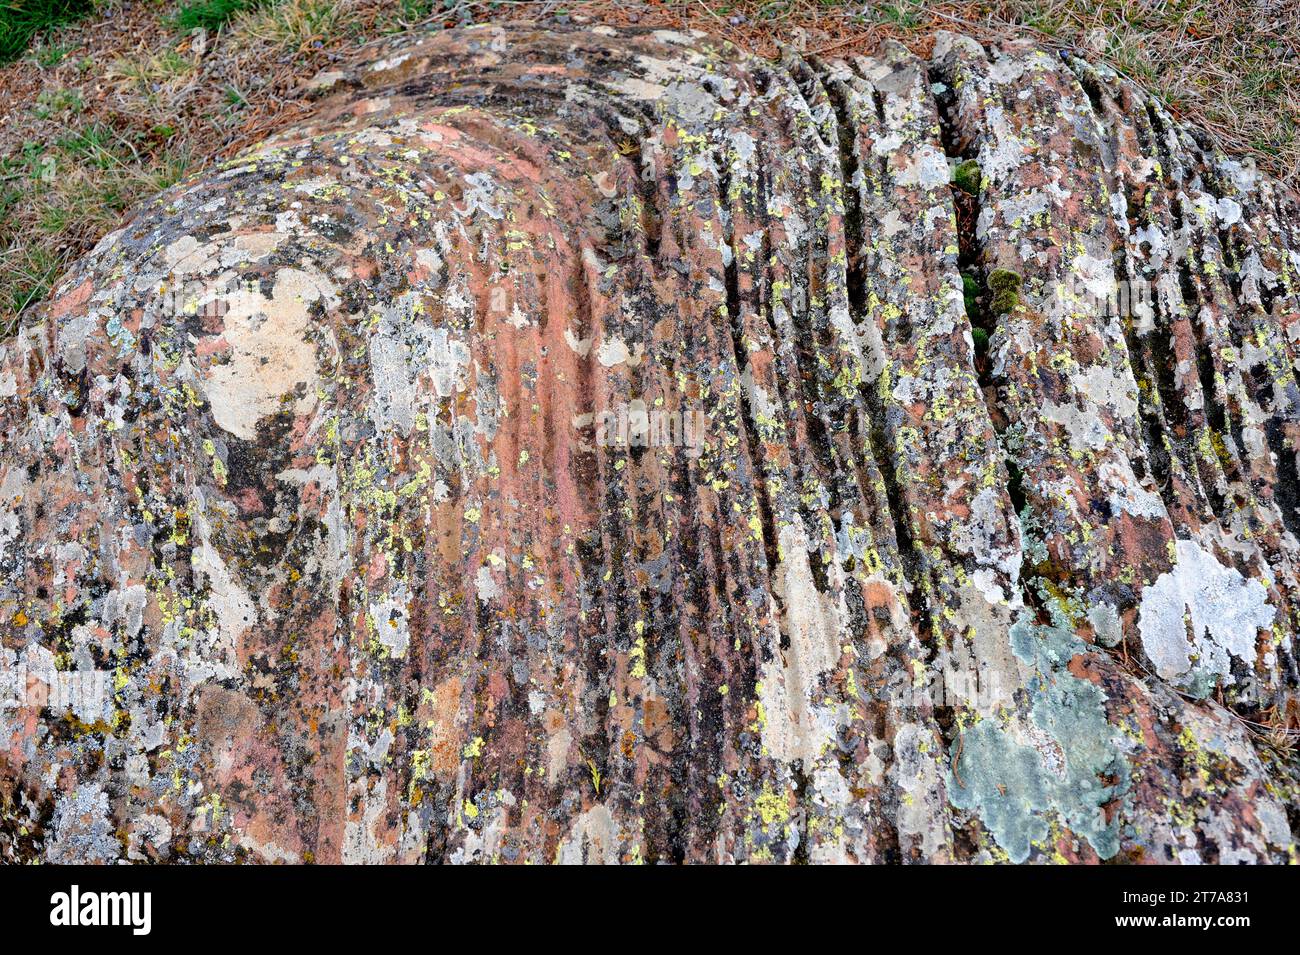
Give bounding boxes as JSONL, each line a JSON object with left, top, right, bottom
{"left": 2, "top": 23, "right": 1299, "bottom": 864}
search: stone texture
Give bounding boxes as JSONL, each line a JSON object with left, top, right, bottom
{"left": 1, "top": 23, "right": 1298, "bottom": 864}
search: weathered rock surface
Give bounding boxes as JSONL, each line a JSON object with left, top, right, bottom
{"left": 2, "top": 23, "right": 1299, "bottom": 863}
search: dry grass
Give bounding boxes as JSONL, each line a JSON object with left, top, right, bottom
{"left": 232, "top": 0, "right": 362, "bottom": 48}
{"left": 0, "top": 0, "right": 1295, "bottom": 329}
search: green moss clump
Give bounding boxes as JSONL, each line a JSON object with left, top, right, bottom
{"left": 970, "top": 326, "right": 990, "bottom": 356}
{"left": 989, "top": 268, "right": 1022, "bottom": 292}
{"left": 988, "top": 267, "right": 1022, "bottom": 316}
{"left": 952, "top": 159, "right": 982, "bottom": 195}
{"left": 961, "top": 272, "right": 980, "bottom": 319}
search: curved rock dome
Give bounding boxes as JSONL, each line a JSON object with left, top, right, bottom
{"left": 2, "top": 23, "right": 1298, "bottom": 863}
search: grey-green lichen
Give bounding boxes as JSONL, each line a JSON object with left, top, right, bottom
{"left": 949, "top": 615, "right": 1128, "bottom": 863}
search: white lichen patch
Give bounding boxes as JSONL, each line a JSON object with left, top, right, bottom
{"left": 889, "top": 723, "right": 952, "bottom": 860}
{"left": 191, "top": 503, "right": 256, "bottom": 674}
{"left": 595, "top": 335, "right": 643, "bottom": 367}
{"left": 1075, "top": 362, "right": 1139, "bottom": 421}
{"left": 757, "top": 521, "right": 844, "bottom": 764}
{"left": 342, "top": 776, "right": 396, "bottom": 864}
{"left": 555, "top": 804, "right": 618, "bottom": 864}
{"left": 1098, "top": 458, "right": 1167, "bottom": 521}
{"left": 162, "top": 230, "right": 287, "bottom": 278}
{"left": 201, "top": 267, "right": 334, "bottom": 440}
{"left": 1137, "top": 540, "right": 1275, "bottom": 693}
{"left": 475, "top": 564, "right": 501, "bottom": 602}
{"left": 1040, "top": 399, "right": 1111, "bottom": 450}
{"left": 369, "top": 583, "right": 412, "bottom": 658}
{"left": 366, "top": 289, "right": 472, "bottom": 436}
{"left": 564, "top": 326, "right": 593, "bottom": 357}
{"left": 895, "top": 143, "right": 952, "bottom": 191}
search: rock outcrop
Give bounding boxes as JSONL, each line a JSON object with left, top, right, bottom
{"left": 2, "top": 23, "right": 1298, "bottom": 863}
